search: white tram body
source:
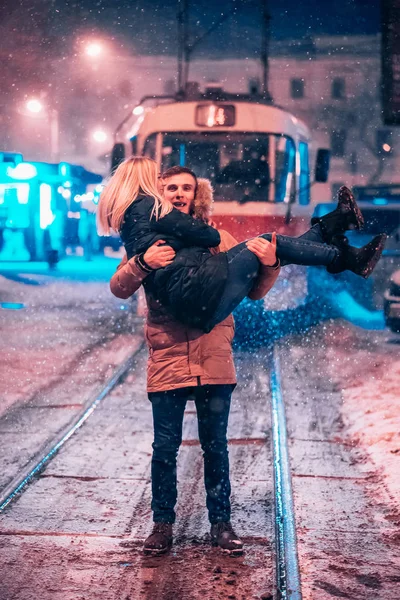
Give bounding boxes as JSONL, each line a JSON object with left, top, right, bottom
{"left": 128, "top": 98, "right": 329, "bottom": 241}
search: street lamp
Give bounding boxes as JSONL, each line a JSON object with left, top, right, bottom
{"left": 84, "top": 42, "right": 104, "bottom": 58}
{"left": 26, "top": 99, "right": 43, "bottom": 114}
{"left": 92, "top": 129, "right": 108, "bottom": 144}
{"left": 25, "top": 98, "right": 59, "bottom": 163}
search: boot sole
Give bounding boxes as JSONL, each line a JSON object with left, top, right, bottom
{"left": 211, "top": 540, "right": 244, "bottom": 556}
{"left": 360, "top": 234, "right": 387, "bottom": 279}
{"left": 338, "top": 186, "right": 364, "bottom": 230}
{"left": 143, "top": 541, "right": 173, "bottom": 556}
{"left": 143, "top": 546, "right": 171, "bottom": 556}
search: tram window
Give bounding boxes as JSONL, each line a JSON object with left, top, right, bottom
{"left": 299, "top": 142, "right": 310, "bottom": 205}
{"left": 159, "top": 132, "right": 296, "bottom": 203}
{"left": 143, "top": 135, "right": 157, "bottom": 159}
{"left": 275, "top": 137, "right": 296, "bottom": 203}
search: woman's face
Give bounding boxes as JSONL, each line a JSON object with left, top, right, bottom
{"left": 161, "top": 173, "right": 196, "bottom": 214}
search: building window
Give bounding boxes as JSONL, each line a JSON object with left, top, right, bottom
{"left": 290, "top": 78, "right": 305, "bottom": 99}
{"left": 331, "top": 130, "right": 346, "bottom": 157}
{"left": 332, "top": 78, "right": 345, "bottom": 99}
{"left": 118, "top": 80, "right": 132, "bottom": 99}
{"left": 249, "top": 78, "right": 260, "bottom": 95}
{"left": 376, "top": 130, "right": 393, "bottom": 155}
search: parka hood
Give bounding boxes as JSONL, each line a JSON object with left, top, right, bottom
{"left": 193, "top": 178, "right": 214, "bottom": 223}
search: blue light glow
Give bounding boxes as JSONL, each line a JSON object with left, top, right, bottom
{"left": 59, "top": 163, "right": 69, "bottom": 177}
{"left": 372, "top": 198, "right": 388, "bottom": 205}
{"left": 39, "top": 183, "right": 55, "bottom": 229}
{"left": 6, "top": 163, "right": 37, "bottom": 180}
{"left": 0, "top": 302, "right": 25, "bottom": 310}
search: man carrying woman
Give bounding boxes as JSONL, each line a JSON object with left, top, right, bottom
{"left": 106, "top": 161, "right": 384, "bottom": 556}
{"left": 109, "top": 166, "right": 280, "bottom": 556}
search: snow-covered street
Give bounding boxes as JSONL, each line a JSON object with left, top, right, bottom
{"left": 0, "top": 259, "right": 399, "bottom": 599}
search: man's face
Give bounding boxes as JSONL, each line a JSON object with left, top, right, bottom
{"left": 161, "top": 173, "right": 196, "bottom": 214}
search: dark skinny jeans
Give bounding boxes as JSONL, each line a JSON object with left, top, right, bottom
{"left": 206, "top": 223, "right": 337, "bottom": 331}
{"left": 148, "top": 384, "right": 234, "bottom": 524}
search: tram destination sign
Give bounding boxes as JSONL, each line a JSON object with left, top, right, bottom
{"left": 195, "top": 104, "right": 236, "bottom": 128}
{"left": 382, "top": 0, "right": 400, "bottom": 125}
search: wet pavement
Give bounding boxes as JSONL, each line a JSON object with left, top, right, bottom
{"left": 1, "top": 258, "right": 399, "bottom": 599}
{"left": 0, "top": 349, "right": 275, "bottom": 600}
{"left": 280, "top": 326, "right": 400, "bottom": 599}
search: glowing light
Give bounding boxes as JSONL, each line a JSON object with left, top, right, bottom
{"left": 132, "top": 105, "right": 144, "bottom": 116}
{"left": 40, "top": 184, "right": 55, "bottom": 229}
{"left": 92, "top": 129, "right": 108, "bottom": 143}
{"left": 382, "top": 143, "right": 391, "bottom": 152}
{"left": 0, "top": 303, "right": 25, "bottom": 310}
{"left": 0, "top": 183, "right": 29, "bottom": 205}
{"left": 59, "top": 163, "right": 69, "bottom": 177}
{"left": 85, "top": 42, "right": 103, "bottom": 57}
{"left": 7, "top": 163, "right": 37, "bottom": 180}
{"left": 26, "top": 99, "right": 43, "bottom": 114}
{"left": 61, "top": 189, "right": 71, "bottom": 199}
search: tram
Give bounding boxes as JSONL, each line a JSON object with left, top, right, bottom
{"left": 114, "top": 87, "right": 330, "bottom": 243}
{"left": 111, "top": 87, "right": 331, "bottom": 314}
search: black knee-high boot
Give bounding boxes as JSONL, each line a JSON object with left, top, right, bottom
{"left": 327, "top": 233, "right": 387, "bottom": 279}
{"left": 311, "top": 186, "right": 364, "bottom": 244}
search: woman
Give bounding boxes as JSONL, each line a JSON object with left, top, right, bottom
{"left": 99, "top": 157, "right": 386, "bottom": 332}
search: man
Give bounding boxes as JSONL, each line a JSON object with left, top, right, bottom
{"left": 110, "top": 166, "right": 279, "bottom": 556}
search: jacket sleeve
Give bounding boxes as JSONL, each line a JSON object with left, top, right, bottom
{"left": 247, "top": 262, "right": 281, "bottom": 300}
{"left": 109, "top": 253, "right": 148, "bottom": 299}
{"left": 152, "top": 207, "right": 221, "bottom": 248}
{"left": 217, "top": 229, "right": 280, "bottom": 300}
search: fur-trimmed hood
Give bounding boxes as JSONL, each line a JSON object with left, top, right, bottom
{"left": 193, "top": 178, "right": 214, "bottom": 223}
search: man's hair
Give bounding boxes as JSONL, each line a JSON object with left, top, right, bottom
{"left": 161, "top": 166, "right": 198, "bottom": 187}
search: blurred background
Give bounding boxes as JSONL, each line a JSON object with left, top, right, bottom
{"left": 0, "top": 0, "right": 399, "bottom": 333}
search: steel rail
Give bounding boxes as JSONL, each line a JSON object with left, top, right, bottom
{"left": 0, "top": 342, "right": 144, "bottom": 514}
{"left": 269, "top": 345, "right": 302, "bottom": 600}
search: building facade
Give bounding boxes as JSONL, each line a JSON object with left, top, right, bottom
{"left": 4, "top": 34, "right": 395, "bottom": 199}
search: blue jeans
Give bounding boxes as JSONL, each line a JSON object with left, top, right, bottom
{"left": 206, "top": 224, "right": 337, "bottom": 330}
{"left": 148, "top": 384, "right": 234, "bottom": 524}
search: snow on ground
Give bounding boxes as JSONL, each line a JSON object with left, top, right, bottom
{"left": 325, "top": 322, "right": 400, "bottom": 503}
{"left": 0, "top": 257, "right": 133, "bottom": 417}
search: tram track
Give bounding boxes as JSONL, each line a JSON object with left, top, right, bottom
{"left": 0, "top": 340, "right": 301, "bottom": 599}
{"left": 0, "top": 339, "right": 144, "bottom": 514}
{"left": 269, "top": 346, "right": 302, "bottom": 600}
{"left": 2, "top": 326, "right": 395, "bottom": 599}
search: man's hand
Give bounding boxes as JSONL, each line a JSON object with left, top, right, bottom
{"left": 143, "top": 240, "right": 176, "bottom": 269}
{"left": 246, "top": 233, "right": 278, "bottom": 267}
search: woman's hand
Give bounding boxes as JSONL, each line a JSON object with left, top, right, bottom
{"left": 143, "top": 240, "right": 176, "bottom": 269}
{"left": 246, "top": 233, "right": 278, "bottom": 267}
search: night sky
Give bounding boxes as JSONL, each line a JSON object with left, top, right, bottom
{"left": 5, "top": 0, "right": 381, "bottom": 59}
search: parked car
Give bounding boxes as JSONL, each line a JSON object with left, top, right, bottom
{"left": 384, "top": 269, "right": 400, "bottom": 332}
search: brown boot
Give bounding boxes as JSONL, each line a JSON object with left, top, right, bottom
{"left": 210, "top": 522, "right": 244, "bottom": 556}
{"left": 143, "top": 523, "right": 173, "bottom": 556}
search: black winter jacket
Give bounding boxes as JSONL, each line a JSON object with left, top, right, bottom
{"left": 120, "top": 196, "right": 229, "bottom": 328}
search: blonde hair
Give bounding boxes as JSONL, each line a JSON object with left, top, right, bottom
{"left": 97, "top": 156, "right": 172, "bottom": 235}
